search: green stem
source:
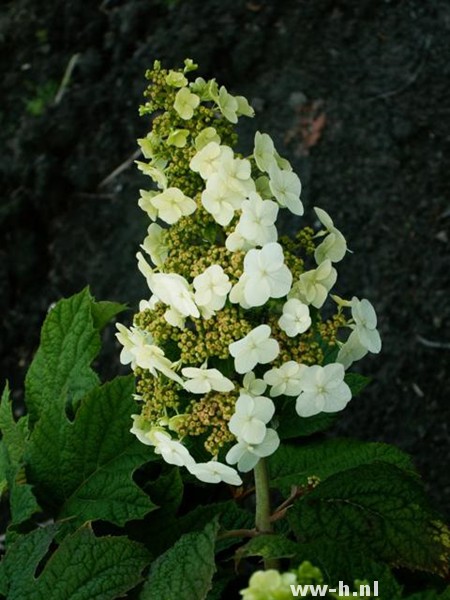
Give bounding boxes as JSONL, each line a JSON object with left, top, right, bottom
{"left": 254, "top": 458, "right": 272, "bottom": 534}
{"left": 254, "top": 458, "right": 279, "bottom": 570}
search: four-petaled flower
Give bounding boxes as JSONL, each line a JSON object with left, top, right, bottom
{"left": 237, "top": 242, "right": 292, "bottom": 307}
{"left": 278, "top": 298, "right": 311, "bottom": 337}
{"left": 314, "top": 207, "right": 347, "bottom": 264}
{"left": 174, "top": 87, "right": 200, "bottom": 120}
{"left": 295, "top": 363, "right": 352, "bottom": 418}
{"left": 268, "top": 164, "right": 304, "bottom": 215}
{"left": 229, "top": 324, "right": 279, "bottom": 374}
{"left": 150, "top": 187, "right": 197, "bottom": 225}
{"left": 351, "top": 297, "right": 382, "bottom": 354}
{"left": 234, "top": 193, "right": 278, "bottom": 247}
{"left": 181, "top": 365, "right": 234, "bottom": 394}
{"left": 150, "top": 430, "right": 195, "bottom": 467}
{"left": 264, "top": 361, "right": 306, "bottom": 397}
{"left": 141, "top": 223, "right": 168, "bottom": 268}
{"left": 193, "top": 265, "right": 231, "bottom": 314}
{"left": 290, "top": 259, "right": 337, "bottom": 308}
{"left": 226, "top": 429, "right": 280, "bottom": 472}
{"left": 188, "top": 461, "right": 242, "bottom": 485}
{"left": 228, "top": 393, "right": 275, "bottom": 444}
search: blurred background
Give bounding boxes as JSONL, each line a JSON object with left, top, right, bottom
{"left": 1, "top": 0, "right": 449, "bottom": 515}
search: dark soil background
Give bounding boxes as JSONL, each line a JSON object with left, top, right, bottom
{"left": 1, "top": 0, "right": 449, "bottom": 516}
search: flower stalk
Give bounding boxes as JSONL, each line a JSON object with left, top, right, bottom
{"left": 254, "top": 457, "right": 279, "bottom": 569}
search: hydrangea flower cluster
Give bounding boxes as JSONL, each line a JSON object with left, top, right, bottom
{"left": 116, "top": 60, "right": 381, "bottom": 486}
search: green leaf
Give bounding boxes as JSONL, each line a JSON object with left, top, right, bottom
{"left": 91, "top": 300, "right": 127, "bottom": 330}
{"left": 0, "top": 384, "right": 26, "bottom": 467}
{"left": 344, "top": 372, "right": 371, "bottom": 396}
{"left": 289, "top": 463, "right": 450, "bottom": 577}
{"left": 269, "top": 438, "right": 414, "bottom": 494}
{"left": 133, "top": 499, "right": 253, "bottom": 557}
{"left": 144, "top": 468, "right": 184, "bottom": 516}
{"left": 140, "top": 519, "right": 219, "bottom": 600}
{"left": 235, "top": 534, "right": 299, "bottom": 565}
{"left": 0, "top": 385, "right": 40, "bottom": 527}
{"left": 25, "top": 288, "right": 100, "bottom": 425}
{"left": 1, "top": 524, "right": 150, "bottom": 600}
{"left": 27, "top": 376, "right": 157, "bottom": 528}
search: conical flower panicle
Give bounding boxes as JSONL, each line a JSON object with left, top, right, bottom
{"left": 116, "top": 59, "right": 381, "bottom": 484}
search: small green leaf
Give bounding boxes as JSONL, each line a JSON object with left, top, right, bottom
{"left": 140, "top": 519, "right": 219, "bottom": 600}
{"left": 27, "top": 376, "right": 157, "bottom": 528}
{"left": 269, "top": 438, "right": 414, "bottom": 494}
{"left": 1, "top": 524, "right": 150, "bottom": 600}
{"left": 91, "top": 300, "right": 127, "bottom": 330}
{"left": 344, "top": 372, "right": 371, "bottom": 396}
{"left": 25, "top": 288, "right": 100, "bottom": 425}
{"left": 289, "top": 463, "right": 450, "bottom": 577}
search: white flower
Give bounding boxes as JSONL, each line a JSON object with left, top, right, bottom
{"left": 163, "top": 307, "right": 186, "bottom": 329}
{"left": 278, "top": 298, "right": 311, "bottom": 337}
{"left": 201, "top": 172, "right": 244, "bottom": 226}
{"left": 238, "top": 242, "right": 293, "bottom": 307}
{"left": 190, "top": 142, "right": 222, "bottom": 180}
{"left": 235, "top": 95, "right": 254, "bottom": 118}
{"left": 295, "top": 363, "right": 352, "bottom": 417}
{"left": 138, "top": 189, "right": 158, "bottom": 220}
{"left": 263, "top": 361, "right": 306, "bottom": 397}
{"left": 165, "top": 70, "right": 188, "bottom": 88}
{"left": 228, "top": 273, "right": 251, "bottom": 309}
{"left": 137, "top": 132, "right": 159, "bottom": 159}
{"left": 195, "top": 127, "right": 221, "bottom": 151}
{"left": 193, "top": 265, "right": 231, "bottom": 313}
{"left": 136, "top": 161, "right": 167, "bottom": 190}
{"left": 314, "top": 207, "right": 347, "bottom": 264}
{"left": 351, "top": 297, "right": 382, "bottom": 354}
{"left": 217, "top": 86, "right": 239, "bottom": 123}
{"left": 141, "top": 223, "right": 168, "bottom": 268}
{"left": 173, "top": 87, "right": 200, "bottom": 120}
{"left": 188, "top": 461, "right": 242, "bottom": 485}
{"left": 225, "top": 229, "right": 254, "bottom": 253}
{"left": 336, "top": 329, "right": 368, "bottom": 369}
{"left": 153, "top": 273, "right": 199, "bottom": 318}
{"left": 139, "top": 296, "right": 159, "bottom": 312}
{"left": 229, "top": 324, "right": 279, "bottom": 374}
{"left": 151, "top": 430, "right": 195, "bottom": 468}
{"left": 218, "top": 155, "right": 255, "bottom": 197}
{"left": 132, "top": 342, "right": 183, "bottom": 385}
{"left": 137, "top": 254, "right": 199, "bottom": 319}
{"left": 268, "top": 165, "right": 304, "bottom": 215}
{"left": 241, "top": 372, "right": 267, "bottom": 396}
{"left": 254, "top": 131, "right": 276, "bottom": 173}
{"left": 290, "top": 259, "right": 337, "bottom": 308}
{"left": 226, "top": 429, "right": 280, "bottom": 472}
{"left": 116, "top": 323, "right": 183, "bottom": 385}
{"left": 235, "top": 193, "right": 278, "bottom": 247}
{"left": 167, "top": 128, "right": 190, "bottom": 148}
{"left": 151, "top": 187, "right": 197, "bottom": 225}
{"left": 116, "top": 323, "right": 152, "bottom": 369}
{"left": 229, "top": 393, "right": 275, "bottom": 444}
{"left": 181, "top": 365, "right": 234, "bottom": 394}
{"left": 130, "top": 414, "right": 153, "bottom": 445}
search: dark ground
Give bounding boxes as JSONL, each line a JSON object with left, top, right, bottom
{"left": 1, "top": 0, "right": 449, "bottom": 516}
